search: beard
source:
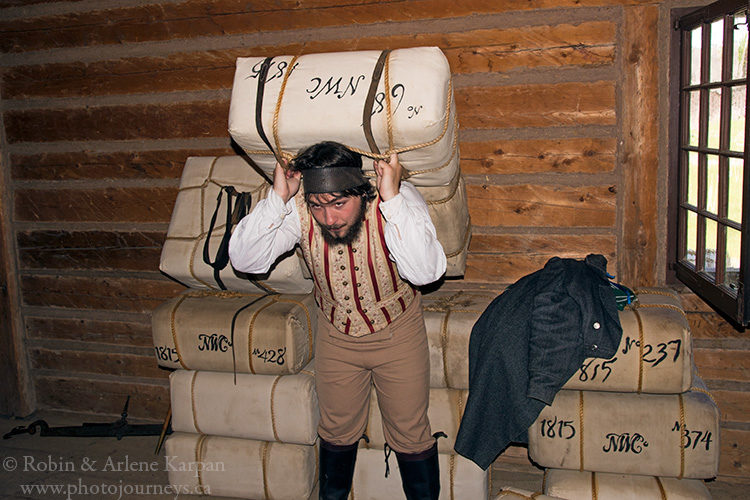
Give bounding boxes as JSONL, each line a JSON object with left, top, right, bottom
{"left": 318, "top": 199, "right": 368, "bottom": 246}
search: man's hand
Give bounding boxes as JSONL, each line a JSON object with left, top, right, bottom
{"left": 374, "top": 153, "right": 402, "bottom": 201}
{"left": 272, "top": 161, "right": 301, "bottom": 204}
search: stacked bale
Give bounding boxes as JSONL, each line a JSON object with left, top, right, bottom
{"left": 154, "top": 155, "right": 319, "bottom": 499}
{"left": 153, "top": 46, "right": 477, "bottom": 499}
{"left": 524, "top": 289, "right": 718, "bottom": 499}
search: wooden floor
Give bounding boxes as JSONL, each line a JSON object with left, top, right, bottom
{"left": 0, "top": 411, "right": 747, "bottom": 499}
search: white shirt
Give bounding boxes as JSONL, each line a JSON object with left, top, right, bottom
{"left": 228, "top": 182, "right": 447, "bottom": 287}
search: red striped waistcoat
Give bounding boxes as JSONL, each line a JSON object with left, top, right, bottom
{"left": 295, "top": 192, "right": 415, "bottom": 336}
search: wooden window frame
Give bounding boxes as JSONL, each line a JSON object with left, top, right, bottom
{"left": 670, "top": 0, "right": 750, "bottom": 328}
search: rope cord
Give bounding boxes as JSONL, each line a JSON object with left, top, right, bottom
{"left": 190, "top": 370, "right": 202, "bottom": 434}
{"left": 655, "top": 476, "right": 667, "bottom": 500}
{"left": 270, "top": 375, "right": 282, "bottom": 442}
{"left": 262, "top": 441, "right": 271, "bottom": 500}
{"left": 578, "top": 390, "right": 585, "bottom": 472}
{"left": 591, "top": 471, "right": 598, "bottom": 500}
{"left": 195, "top": 434, "right": 208, "bottom": 494}
{"left": 678, "top": 393, "right": 686, "bottom": 479}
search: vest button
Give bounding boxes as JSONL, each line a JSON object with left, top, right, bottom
{"left": 344, "top": 296, "right": 350, "bottom": 300}
{"left": 340, "top": 265, "right": 346, "bottom": 270}
{"left": 346, "top": 309, "right": 352, "bottom": 314}
{"left": 354, "top": 266, "right": 359, "bottom": 271}
{"left": 359, "top": 296, "right": 364, "bottom": 301}
{"left": 363, "top": 308, "right": 368, "bottom": 313}
{"left": 357, "top": 283, "right": 362, "bottom": 287}
{"left": 343, "top": 281, "right": 348, "bottom": 286}
{"left": 338, "top": 250, "right": 343, "bottom": 255}
{"left": 352, "top": 248, "right": 357, "bottom": 253}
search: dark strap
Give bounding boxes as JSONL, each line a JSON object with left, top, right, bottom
{"left": 362, "top": 50, "right": 391, "bottom": 155}
{"left": 255, "top": 57, "right": 287, "bottom": 167}
{"left": 202, "top": 186, "right": 253, "bottom": 290}
{"left": 231, "top": 293, "right": 276, "bottom": 383}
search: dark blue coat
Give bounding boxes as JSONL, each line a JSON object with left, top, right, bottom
{"left": 453, "top": 254, "right": 623, "bottom": 469}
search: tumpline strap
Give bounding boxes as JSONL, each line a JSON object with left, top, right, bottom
{"left": 202, "top": 186, "right": 253, "bottom": 290}
{"left": 362, "top": 50, "right": 391, "bottom": 155}
{"left": 255, "top": 57, "right": 287, "bottom": 167}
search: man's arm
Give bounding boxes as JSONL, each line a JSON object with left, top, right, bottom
{"left": 228, "top": 164, "right": 302, "bottom": 274}
{"left": 375, "top": 154, "right": 447, "bottom": 286}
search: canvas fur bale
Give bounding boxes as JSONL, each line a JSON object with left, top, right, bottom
{"left": 170, "top": 362, "right": 318, "bottom": 445}
{"left": 228, "top": 47, "right": 459, "bottom": 187}
{"left": 164, "top": 432, "right": 317, "bottom": 500}
{"left": 543, "top": 468, "right": 712, "bottom": 499}
{"left": 562, "top": 287, "right": 693, "bottom": 394}
{"left": 161, "top": 156, "right": 312, "bottom": 294}
{"left": 527, "top": 378, "right": 719, "bottom": 479}
{"left": 351, "top": 447, "right": 487, "bottom": 500}
{"left": 417, "top": 167, "right": 471, "bottom": 276}
{"left": 152, "top": 290, "right": 316, "bottom": 374}
{"left": 422, "top": 291, "right": 497, "bottom": 389}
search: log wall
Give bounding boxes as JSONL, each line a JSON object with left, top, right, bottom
{"left": 0, "top": 0, "right": 747, "bottom": 488}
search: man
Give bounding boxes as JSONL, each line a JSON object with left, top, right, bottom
{"left": 229, "top": 141, "right": 446, "bottom": 500}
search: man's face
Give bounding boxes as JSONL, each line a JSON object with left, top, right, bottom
{"left": 307, "top": 193, "right": 366, "bottom": 245}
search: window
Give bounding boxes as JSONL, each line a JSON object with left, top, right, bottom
{"left": 672, "top": 0, "right": 749, "bottom": 327}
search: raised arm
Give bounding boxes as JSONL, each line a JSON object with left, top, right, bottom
{"left": 228, "top": 163, "right": 302, "bottom": 273}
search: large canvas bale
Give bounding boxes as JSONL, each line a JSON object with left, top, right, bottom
{"left": 164, "top": 432, "right": 317, "bottom": 500}
{"left": 152, "top": 290, "right": 316, "bottom": 374}
{"left": 422, "top": 291, "right": 497, "bottom": 390}
{"left": 543, "top": 468, "right": 712, "bottom": 499}
{"left": 528, "top": 380, "right": 719, "bottom": 479}
{"left": 419, "top": 168, "right": 470, "bottom": 276}
{"left": 228, "top": 47, "right": 459, "bottom": 186}
{"left": 563, "top": 288, "right": 693, "bottom": 393}
{"left": 365, "top": 386, "right": 466, "bottom": 454}
{"left": 170, "top": 362, "right": 318, "bottom": 445}
{"left": 351, "top": 447, "right": 487, "bottom": 500}
{"left": 422, "top": 288, "right": 692, "bottom": 393}
{"left": 160, "top": 155, "right": 312, "bottom": 294}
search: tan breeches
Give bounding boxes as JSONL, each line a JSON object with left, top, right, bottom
{"left": 314, "top": 293, "right": 434, "bottom": 454}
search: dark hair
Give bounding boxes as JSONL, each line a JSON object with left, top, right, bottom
{"left": 291, "top": 141, "right": 376, "bottom": 201}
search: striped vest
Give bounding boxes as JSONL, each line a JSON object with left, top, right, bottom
{"left": 295, "top": 192, "right": 415, "bottom": 336}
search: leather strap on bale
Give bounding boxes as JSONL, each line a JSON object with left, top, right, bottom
{"left": 362, "top": 50, "right": 391, "bottom": 155}
{"left": 255, "top": 57, "right": 287, "bottom": 170}
{"left": 202, "top": 185, "right": 253, "bottom": 290}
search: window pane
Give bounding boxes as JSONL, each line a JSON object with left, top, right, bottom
{"left": 728, "top": 157, "right": 744, "bottom": 223}
{"left": 708, "top": 87, "right": 722, "bottom": 149}
{"left": 689, "top": 90, "right": 701, "bottom": 146}
{"left": 726, "top": 226, "right": 742, "bottom": 291}
{"left": 710, "top": 19, "right": 724, "bottom": 82}
{"left": 730, "top": 85, "right": 746, "bottom": 151}
{"left": 733, "top": 12, "right": 747, "bottom": 80}
{"left": 706, "top": 154, "right": 719, "bottom": 214}
{"left": 688, "top": 151, "right": 700, "bottom": 206}
{"left": 705, "top": 217, "right": 717, "bottom": 279}
{"left": 685, "top": 210, "right": 698, "bottom": 267}
{"left": 691, "top": 27, "right": 703, "bottom": 85}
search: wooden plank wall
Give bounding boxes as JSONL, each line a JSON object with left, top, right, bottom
{"left": 0, "top": 0, "right": 747, "bottom": 487}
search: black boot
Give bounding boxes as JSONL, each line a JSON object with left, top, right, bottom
{"left": 396, "top": 442, "right": 440, "bottom": 500}
{"left": 319, "top": 438, "right": 358, "bottom": 500}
